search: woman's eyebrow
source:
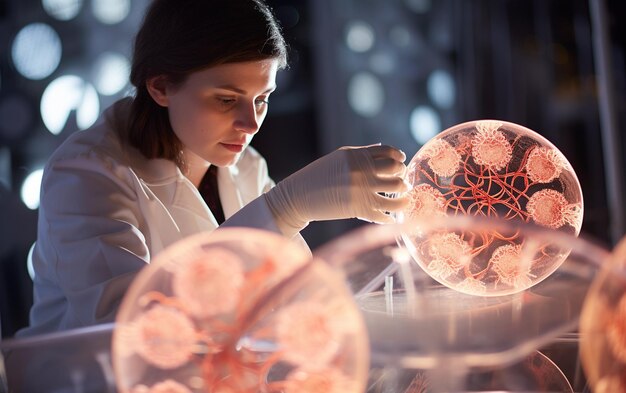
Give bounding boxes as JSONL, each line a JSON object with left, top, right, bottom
{"left": 215, "top": 84, "right": 246, "bottom": 94}
{"left": 215, "top": 84, "right": 276, "bottom": 94}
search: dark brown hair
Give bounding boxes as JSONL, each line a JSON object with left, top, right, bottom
{"left": 121, "top": 0, "right": 288, "bottom": 167}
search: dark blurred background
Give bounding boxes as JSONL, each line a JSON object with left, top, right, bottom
{"left": 0, "top": 0, "right": 624, "bottom": 337}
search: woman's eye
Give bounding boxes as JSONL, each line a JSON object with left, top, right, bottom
{"left": 255, "top": 98, "right": 269, "bottom": 107}
{"left": 217, "top": 97, "right": 236, "bottom": 106}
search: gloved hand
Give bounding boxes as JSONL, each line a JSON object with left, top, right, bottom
{"left": 264, "top": 144, "right": 410, "bottom": 237}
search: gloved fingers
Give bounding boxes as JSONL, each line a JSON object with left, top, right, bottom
{"left": 365, "top": 144, "right": 406, "bottom": 162}
{"left": 341, "top": 144, "right": 406, "bottom": 162}
{"left": 370, "top": 176, "right": 411, "bottom": 193}
{"left": 358, "top": 209, "right": 396, "bottom": 225}
{"left": 340, "top": 143, "right": 382, "bottom": 150}
{"left": 371, "top": 157, "right": 407, "bottom": 176}
{"left": 371, "top": 192, "right": 410, "bottom": 212}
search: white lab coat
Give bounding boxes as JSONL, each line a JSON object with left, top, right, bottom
{"left": 18, "top": 99, "right": 304, "bottom": 337}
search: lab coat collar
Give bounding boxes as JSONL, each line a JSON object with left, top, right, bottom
{"left": 218, "top": 166, "right": 244, "bottom": 220}
{"left": 131, "top": 159, "right": 213, "bottom": 225}
{"left": 128, "top": 149, "right": 246, "bottom": 229}
{"left": 108, "top": 98, "right": 245, "bottom": 229}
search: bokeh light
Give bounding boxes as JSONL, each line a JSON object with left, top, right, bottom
{"left": 11, "top": 23, "right": 62, "bottom": 80}
{"left": 347, "top": 72, "right": 385, "bottom": 117}
{"left": 40, "top": 75, "right": 100, "bottom": 135}
{"left": 345, "top": 21, "right": 375, "bottom": 53}
{"left": 92, "top": 52, "right": 130, "bottom": 96}
{"left": 92, "top": 0, "right": 131, "bottom": 25}
{"left": 27, "top": 242, "right": 36, "bottom": 280}
{"left": 427, "top": 69, "right": 456, "bottom": 109}
{"left": 21, "top": 168, "right": 44, "bottom": 210}
{"left": 42, "top": 0, "right": 83, "bottom": 21}
{"left": 409, "top": 105, "right": 440, "bottom": 145}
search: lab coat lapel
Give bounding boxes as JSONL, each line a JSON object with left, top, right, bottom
{"left": 136, "top": 181, "right": 184, "bottom": 254}
{"left": 131, "top": 156, "right": 218, "bottom": 250}
{"left": 218, "top": 165, "right": 245, "bottom": 220}
{"left": 170, "top": 176, "right": 219, "bottom": 231}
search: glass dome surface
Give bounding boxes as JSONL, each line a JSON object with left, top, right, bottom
{"left": 398, "top": 120, "right": 584, "bottom": 296}
{"left": 112, "top": 228, "right": 369, "bottom": 393}
{"left": 315, "top": 215, "right": 606, "bottom": 392}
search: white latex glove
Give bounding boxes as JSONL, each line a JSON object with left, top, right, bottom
{"left": 264, "top": 144, "right": 410, "bottom": 237}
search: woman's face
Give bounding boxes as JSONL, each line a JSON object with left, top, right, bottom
{"left": 162, "top": 59, "right": 279, "bottom": 168}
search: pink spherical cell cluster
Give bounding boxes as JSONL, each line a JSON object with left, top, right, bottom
{"left": 171, "top": 248, "right": 245, "bottom": 318}
{"left": 526, "top": 146, "right": 565, "bottom": 183}
{"left": 400, "top": 120, "right": 584, "bottom": 296}
{"left": 421, "top": 139, "right": 461, "bottom": 178}
{"left": 275, "top": 301, "right": 342, "bottom": 368}
{"left": 471, "top": 120, "right": 513, "bottom": 171}
{"left": 489, "top": 244, "right": 534, "bottom": 289}
{"left": 112, "top": 229, "right": 368, "bottom": 393}
{"left": 425, "top": 232, "right": 472, "bottom": 280}
{"left": 526, "top": 189, "right": 582, "bottom": 230}
{"left": 406, "top": 184, "right": 447, "bottom": 222}
{"left": 129, "top": 305, "right": 198, "bottom": 370}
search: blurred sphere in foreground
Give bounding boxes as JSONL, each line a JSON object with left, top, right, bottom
{"left": 315, "top": 217, "right": 605, "bottom": 392}
{"left": 580, "top": 236, "right": 626, "bottom": 393}
{"left": 112, "top": 228, "right": 368, "bottom": 393}
{"left": 398, "top": 120, "right": 584, "bottom": 296}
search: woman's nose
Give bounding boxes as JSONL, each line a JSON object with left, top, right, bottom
{"left": 234, "top": 103, "right": 260, "bottom": 135}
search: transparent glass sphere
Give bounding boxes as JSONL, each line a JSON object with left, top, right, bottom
{"left": 316, "top": 216, "right": 606, "bottom": 392}
{"left": 580, "top": 236, "right": 626, "bottom": 393}
{"left": 112, "top": 228, "right": 369, "bottom": 393}
{"left": 398, "top": 120, "right": 584, "bottom": 296}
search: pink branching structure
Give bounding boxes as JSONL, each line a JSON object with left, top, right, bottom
{"left": 402, "top": 120, "right": 583, "bottom": 295}
{"left": 113, "top": 233, "right": 367, "bottom": 393}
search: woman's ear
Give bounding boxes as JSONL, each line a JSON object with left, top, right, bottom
{"left": 146, "top": 75, "right": 170, "bottom": 107}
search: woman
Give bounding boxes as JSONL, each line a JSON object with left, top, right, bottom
{"left": 19, "top": 0, "right": 408, "bottom": 336}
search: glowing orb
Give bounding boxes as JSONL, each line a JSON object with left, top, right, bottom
{"left": 112, "top": 228, "right": 368, "bottom": 393}
{"left": 580, "top": 237, "right": 626, "bottom": 393}
{"left": 398, "top": 120, "right": 583, "bottom": 296}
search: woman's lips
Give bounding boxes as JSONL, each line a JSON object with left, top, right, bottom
{"left": 220, "top": 142, "right": 244, "bottom": 153}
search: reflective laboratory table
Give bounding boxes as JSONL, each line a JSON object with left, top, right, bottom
{"left": 0, "top": 323, "right": 589, "bottom": 393}
{"left": 1, "top": 323, "right": 116, "bottom": 393}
